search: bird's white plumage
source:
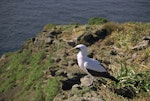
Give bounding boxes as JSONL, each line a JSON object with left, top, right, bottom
{"left": 75, "top": 44, "right": 107, "bottom": 74}
{"left": 70, "top": 44, "right": 119, "bottom": 83}
{"left": 84, "top": 58, "right": 106, "bottom": 72}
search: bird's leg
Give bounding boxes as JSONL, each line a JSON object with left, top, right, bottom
{"left": 83, "top": 68, "right": 94, "bottom": 84}
{"left": 88, "top": 74, "right": 94, "bottom": 85}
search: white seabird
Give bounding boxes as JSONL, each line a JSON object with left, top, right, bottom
{"left": 70, "top": 44, "right": 119, "bottom": 83}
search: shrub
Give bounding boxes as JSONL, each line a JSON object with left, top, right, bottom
{"left": 88, "top": 17, "right": 108, "bottom": 25}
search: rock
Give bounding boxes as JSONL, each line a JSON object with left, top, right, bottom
{"left": 77, "top": 32, "right": 95, "bottom": 46}
{"left": 68, "top": 60, "right": 76, "bottom": 66}
{"left": 85, "top": 26, "right": 91, "bottom": 30}
{"left": 50, "top": 29, "right": 61, "bottom": 36}
{"left": 63, "top": 51, "right": 69, "bottom": 57}
{"left": 67, "top": 73, "right": 74, "bottom": 78}
{"left": 64, "top": 89, "right": 104, "bottom": 101}
{"left": 61, "top": 60, "right": 69, "bottom": 66}
{"left": 31, "top": 38, "right": 35, "bottom": 42}
{"left": 51, "top": 57, "right": 61, "bottom": 63}
{"left": 115, "top": 86, "right": 136, "bottom": 99}
{"left": 0, "top": 54, "right": 6, "bottom": 60}
{"left": 50, "top": 30, "right": 57, "bottom": 35}
{"left": 55, "top": 70, "right": 67, "bottom": 77}
{"left": 131, "top": 40, "right": 149, "bottom": 50}
{"left": 110, "top": 50, "right": 117, "bottom": 55}
{"left": 61, "top": 39, "right": 76, "bottom": 47}
{"left": 118, "top": 52, "right": 126, "bottom": 57}
{"left": 132, "top": 53, "right": 138, "bottom": 59}
{"left": 45, "top": 37, "right": 53, "bottom": 44}
{"left": 76, "top": 28, "right": 110, "bottom": 46}
{"left": 126, "top": 59, "right": 133, "bottom": 64}
{"left": 95, "top": 29, "right": 108, "bottom": 39}
{"left": 142, "top": 36, "right": 150, "bottom": 40}
{"left": 90, "top": 91, "right": 99, "bottom": 97}
{"left": 71, "top": 84, "right": 82, "bottom": 93}
{"left": 67, "top": 40, "right": 76, "bottom": 47}
{"left": 80, "top": 75, "right": 93, "bottom": 87}
{"left": 49, "top": 69, "right": 57, "bottom": 76}
{"left": 131, "top": 36, "right": 150, "bottom": 50}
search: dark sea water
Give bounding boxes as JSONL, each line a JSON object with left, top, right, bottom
{"left": 0, "top": 0, "right": 150, "bottom": 56}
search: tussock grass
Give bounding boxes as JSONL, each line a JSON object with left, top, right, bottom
{"left": 110, "top": 63, "right": 150, "bottom": 99}
{"left": 117, "top": 64, "right": 149, "bottom": 92}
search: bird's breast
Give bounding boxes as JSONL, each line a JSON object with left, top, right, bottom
{"left": 77, "top": 56, "right": 85, "bottom": 69}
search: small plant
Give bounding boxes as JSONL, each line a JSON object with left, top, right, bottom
{"left": 88, "top": 17, "right": 108, "bottom": 25}
{"left": 113, "top": 64, "right": 150, "bottom": 98}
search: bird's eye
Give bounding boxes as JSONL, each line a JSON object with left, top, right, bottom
{"left": 76, "top": 48, "right": 80, "bottom": 50}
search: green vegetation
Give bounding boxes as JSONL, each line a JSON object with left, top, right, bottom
{"left": 112, "top": 64, "right": 150, "bottom": 98}
{"left": 0, "top": 48, "right": 60, "bottom": 100}
{"left": 88, "top": 17, "right": 108, "bottom": 25}
{"left": 44, "top": 78, "right": 60, "bottom": 101}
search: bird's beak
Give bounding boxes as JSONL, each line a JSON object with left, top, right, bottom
{"left": 68, "top": 47, "right": 76, "bottom": 52}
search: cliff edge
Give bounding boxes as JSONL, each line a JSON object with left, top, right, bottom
{"left": 0, "top": 22, "right": 150, "bottom": 101}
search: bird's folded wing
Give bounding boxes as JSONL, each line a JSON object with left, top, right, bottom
{"left": 84, "top": 58, "right": 107, "bottom": 72}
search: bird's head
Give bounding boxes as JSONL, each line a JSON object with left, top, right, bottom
{"left": 69, "top": 44, "right": 87, "bottom": 54}
{"left": 74, "top": 44, "right": 87, "bottom": 51}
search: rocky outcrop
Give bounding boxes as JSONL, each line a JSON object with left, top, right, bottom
{"left": 131, "top": 36, "right": 150, "bottom": 50}
{"left": 0, "top": 22, "right": 150, "bottom": 101}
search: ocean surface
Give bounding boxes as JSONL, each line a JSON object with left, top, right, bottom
{"left": 0, "top": 0, "right": 150, "bottom": 56}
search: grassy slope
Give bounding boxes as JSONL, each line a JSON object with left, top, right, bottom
{"left": 0, "top": 22, "right": 150, "bottom": 101}
{"left": 0, "top": 47, "right": 60, "bottom": 101}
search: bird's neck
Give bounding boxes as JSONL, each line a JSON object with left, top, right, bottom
{"left": 77, "top": 51, "right": 87, "bottom": 69}
{"left": 77, "top": 51, "right": 87, "bottom": 58}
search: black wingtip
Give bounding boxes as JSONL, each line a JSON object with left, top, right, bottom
{"left": 87, "top": 69, "right": 119, "bottom": 83}
{"left": 114, "top": 78, "right": 120, "bottom": 83}
{"left": 108, "top": 75, "right": 119, "bottom": 83}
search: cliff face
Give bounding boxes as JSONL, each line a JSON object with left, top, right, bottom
{"left": 0, "top": 22, "right": 150, "bottom": 101}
